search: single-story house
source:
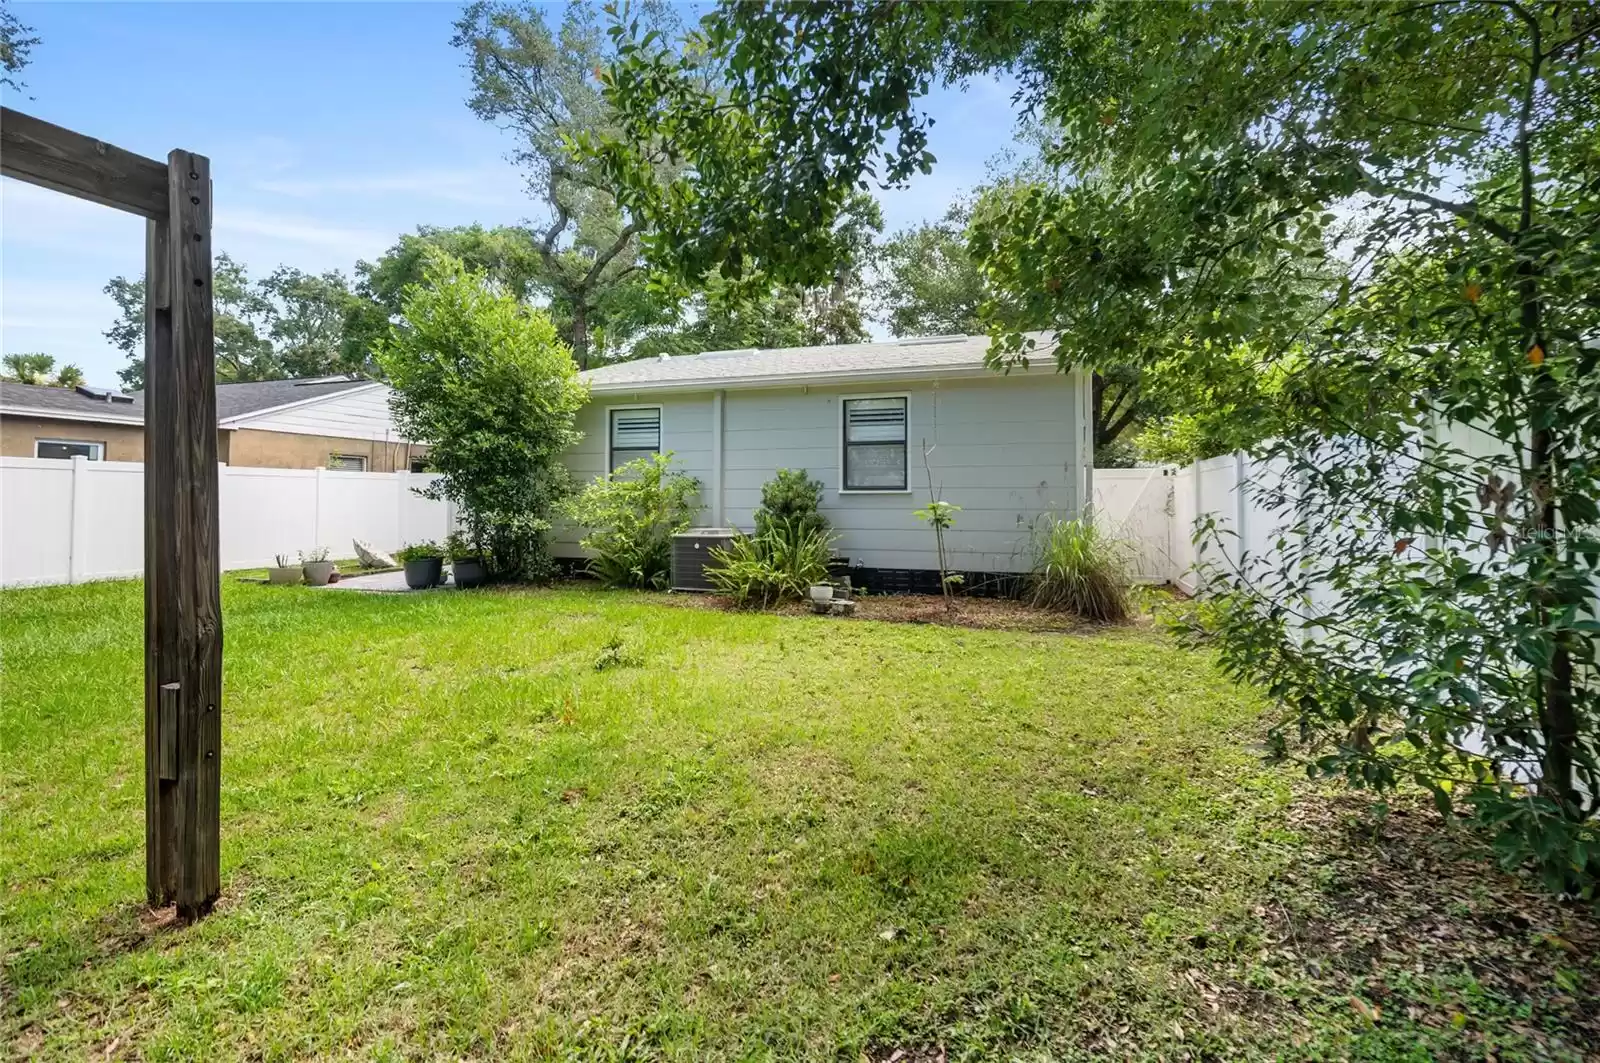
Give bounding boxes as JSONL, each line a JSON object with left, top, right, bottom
{"left": 0, "top": 377, "right": 425, "bottom": 472}
{"left": 559, "top": 333, "right": 1092, "bottom": 586}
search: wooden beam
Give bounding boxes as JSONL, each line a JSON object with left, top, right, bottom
{"left": 163, "top": 150, "right": 223, "bottom": 920}
{"left": 1, "top": 107, "right": 169, "bottom": 218}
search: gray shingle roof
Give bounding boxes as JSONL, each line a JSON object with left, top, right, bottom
{"left": 210, "top": 377, "right": 372, "bottom": 421}
{"left": 581, "top": 333, "right": 1057, "bottom": 392}
{"left": 0, "top": 376, "right": 371, "bottom": 424}
{"left": 0, "top": 381, "right": 144, "bottom": 419}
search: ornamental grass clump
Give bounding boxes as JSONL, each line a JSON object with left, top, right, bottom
{"left": 1028, "top": 514, "right": 1132, "bottom": 623}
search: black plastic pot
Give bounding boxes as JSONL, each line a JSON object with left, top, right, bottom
{"left": 452, "top": 557, "right": 488, "bottom": 589}
{"left": 403, "top": 557, "right": 443, "bottom": 590}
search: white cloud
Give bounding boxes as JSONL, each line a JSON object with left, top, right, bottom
{"left": 214, "top": 207, "right": 394, "bottom": 266}
{"left": 253, "top": 166, "right": 526, "bottom": 208}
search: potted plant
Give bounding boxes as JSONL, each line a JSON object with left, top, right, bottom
{"left": 447, "top": 531, "right": 488, "bottom": 590}
{"left": 267, "top": 553, "right": 301, "bottom": 586}
{"left": 300, "top": 547, "right": 336, "bottom": 587}
{"left": 396, "top": 541, "right": 445, "bottom": 589}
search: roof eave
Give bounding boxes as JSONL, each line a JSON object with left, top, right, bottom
{"left": 584, "top": 362, "right": 1016, "bottom": 395}
{"left": 0, "top": 405, "right": 145, "bottom": 426}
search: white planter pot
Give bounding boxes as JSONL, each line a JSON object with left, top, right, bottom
{"left": 267, "top": 566, "right": 301, "bottom": 586}
{"left": 808, "top": 584, "right": 834, "bottom": 604}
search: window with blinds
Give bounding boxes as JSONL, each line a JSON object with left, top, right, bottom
{"left": 328, "top": 453, "right": 366, "bottom": 471}
{"left": 842, "top": 396, "right": 908, "bottom": 490}
{"left": 610, "top": 407, "right": 662, "bottom": 472}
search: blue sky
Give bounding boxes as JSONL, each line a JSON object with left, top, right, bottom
{"left": 1, "top": 2, "right": 1024, "bottom": 387}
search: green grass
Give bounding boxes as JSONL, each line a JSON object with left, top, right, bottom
{"left": 1, "top": 580, "right": 1593, "bottom": 1060}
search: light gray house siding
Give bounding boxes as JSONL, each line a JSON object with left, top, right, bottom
{"left": 557, "top": 365, "right": 1091, "bottom": 575}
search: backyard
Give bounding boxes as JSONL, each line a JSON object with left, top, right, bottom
{"left": 2, "top": 580, "right": 1597, "bottom": 1061}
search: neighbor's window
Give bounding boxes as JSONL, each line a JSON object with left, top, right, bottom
{"left": 409, "top": 457, "right": 430, "bottom": 473}
{"left": 35, "top": 439, "right": 104, "bottom": 461}
{"left": 328, "top": 454, "right": 366, "bottom": 472}
{"left": 609, "top": 407, "right": 661, "bottom": 472}
{"left": 842, "top": 396, "right": 908, "bottom": 490}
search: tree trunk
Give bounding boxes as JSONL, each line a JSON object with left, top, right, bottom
{"left": 570, "top": 302, "right": 590, "bottom": 370}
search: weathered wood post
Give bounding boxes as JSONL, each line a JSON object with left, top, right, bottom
{"left": 3, "top": 106, "right": 223, "bottom": 920}
{"left": 160, "top": 150, "right": 223, "bottom": 919}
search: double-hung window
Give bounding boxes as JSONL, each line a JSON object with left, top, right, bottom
{"left": 609, "top": 406, "right": 661, "bottom": 472}
{"left": 842, "top": 396, "right": 908, "bottom": 491}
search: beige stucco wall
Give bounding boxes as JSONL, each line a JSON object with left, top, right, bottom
{"left": 224, "top": 428, "right": 424, "bottom": 472}
{"left": 0, "top": 415, "right": 147, "bottom": 461}
{"left": 1, "top": 415, "right": 423, "bottom": 471}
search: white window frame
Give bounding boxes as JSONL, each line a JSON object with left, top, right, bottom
{"left": 34, "top": 438, "right": 105, "bottom": 461}
{"left": 605, "top": 403, "right": 664, "bottom": 477}
{"left": 838, "top": 392, "right": 913, "bottom": 494}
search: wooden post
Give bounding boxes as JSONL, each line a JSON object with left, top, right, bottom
{"left": 143, "top": 216, "right": 179, "bottom": 905}
{"left": 158, "top": 150, "right": 223, "bottom": 920}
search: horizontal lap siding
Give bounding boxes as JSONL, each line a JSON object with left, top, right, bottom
{"left": 723, "top": 375, "right": 1080, "bottom": 571}
{"left": 554, "top": 395, "right": 716, "bottom": 556}
{"left": 232, "top": 386, "right": 403, "bottom": 442}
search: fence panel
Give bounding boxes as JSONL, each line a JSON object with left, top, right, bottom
{"left": 0, "top": 458, "right": 76, "bottom": 587}
{"left": 1093, "top": 467, "right": 1176, "bottom": 583}
{"left": 1, "top": 458, "right": 451, "bottom": 587}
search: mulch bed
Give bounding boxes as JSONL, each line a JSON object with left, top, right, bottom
{"left": 662, "top": 590, "right": 1119, "bottom": 633}
{"left": 1217, "top": 791, "right": 1600, "bottom": 1057}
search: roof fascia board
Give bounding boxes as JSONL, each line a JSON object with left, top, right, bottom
{"left": 0, "top": 405, "right": 145, "bottom": 426}
{"left": 585, "top": 363, "right": 1019, "bottom": 395}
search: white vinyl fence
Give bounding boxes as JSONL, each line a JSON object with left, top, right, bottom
{"left": 0, "top": 457, "right": 452, "bottom": 588}
{"left": 1095, "top": 454, "right": 1281, "bottom": 593}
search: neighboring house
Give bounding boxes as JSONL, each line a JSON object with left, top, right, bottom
{"left": 0, "top": 377, "right": 426, "bottom": 472}
{"left": 560, "top": 334, "right": 1093, "bottom": 583}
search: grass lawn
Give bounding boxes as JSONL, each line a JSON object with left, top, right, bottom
{"left": 2, "top": 580, "right": 1596, "bottom": 1061}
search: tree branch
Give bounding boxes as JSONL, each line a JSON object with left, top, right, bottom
{"left": 1365, "top": 174, "right": 1518, "bottom": 244}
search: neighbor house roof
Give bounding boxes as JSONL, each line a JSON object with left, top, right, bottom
{"left": 0, "top": 376, "right": 375, "bottom": 427}
{"left": 580, "top": 333, "right": 1058, "bottom": 393}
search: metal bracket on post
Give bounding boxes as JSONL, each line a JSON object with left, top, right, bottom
{"left": 158, "top": 683, "right": 180, "bottom": 782}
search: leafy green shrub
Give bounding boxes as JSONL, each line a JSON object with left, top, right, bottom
{"left": 1028, "top": 515, "right": 1132, "bottom": 623}
{"left": 395, "top": 541, "right": 444, "bottom": 562}
{"left": 377, "top": 253, "right": 586, "bottom": 583}
{"left": 706, "top": 523, "right": 834, "bottom": 607}
{"left": 754, "top": 468, "right": 829, "bottom": 538}
{"left": 563, "top": 452, "right": 701, "bottom": 589}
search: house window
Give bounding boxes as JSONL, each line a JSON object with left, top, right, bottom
{"left": 409, "top": 457, "right": 430, "bottom": 473}
{"left": 609, "top": 406, "right": 661, "bottom": 472}
{"left": 35, "top": 439, "right": 104, "bottom": 461}
{"left": 328, "top": 453, "right": 366, "bottom": 472}
{"left": 842, "top": 396, "right": 908, "bottom": 491}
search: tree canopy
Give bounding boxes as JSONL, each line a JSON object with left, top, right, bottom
{"left": 450, "top": 1, "right": 680, "bottom": 367}
{"left": 106, "top": 254, "right": 361, "bottom": 389}
{"left": 2, "top": 353, "right": 82, "bottom": 388}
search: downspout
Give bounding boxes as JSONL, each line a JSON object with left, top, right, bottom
{"left": 711, "top": 389, "right": 725, "bottom": 526}
{"left": 1080, "top": 369, "right": 1095, "bottom": 522}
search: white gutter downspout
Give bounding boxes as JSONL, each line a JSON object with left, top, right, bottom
{"left": 711, "top": 389, "right": 726, "bottom": 526}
